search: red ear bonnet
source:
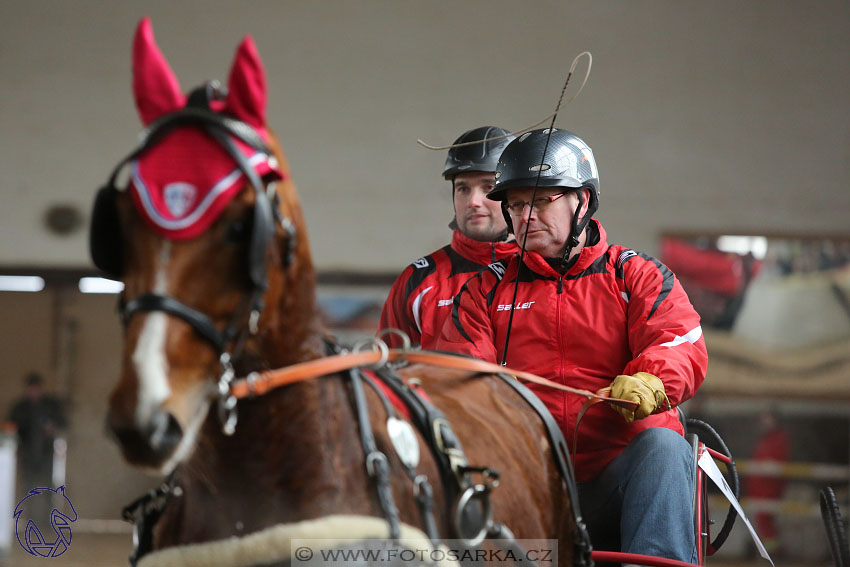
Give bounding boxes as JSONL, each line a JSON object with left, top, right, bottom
{"left": 223, "top": 37, "right": 267, "bottom": 128}
{"left": 129, "top": 19, "right": 283, "bottom": 240}
{"left": 132, "top": 17, "right": 184, "bottom": 125}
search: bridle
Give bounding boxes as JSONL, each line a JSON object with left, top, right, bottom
{"left": 90, "top": 81, "right": 297, "bottom": 434}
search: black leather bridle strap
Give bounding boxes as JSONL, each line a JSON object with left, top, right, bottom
{"left": 143, "top": 107, "right": 270, "bottom": 154}
{"left": 104, "top": 108, "right": 272, "bottom": 193}
{"left": 123, "top": 294, "right": 229, "bottom": 352}
{"left": 348, "top": 368, "right": 402, "bottom": 540}
{"left": 206, "top": 126, "right": 274, "bottom": 291}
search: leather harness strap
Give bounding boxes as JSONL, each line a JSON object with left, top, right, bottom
{"left": 231, "top": 348, "right": 637, "bottom": 411}
{"left": 347, "top": 367, "right": 402, "bottom": 540}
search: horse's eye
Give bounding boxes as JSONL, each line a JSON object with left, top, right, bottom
{"left": 226, "top": 218, "right": 251, "bottom": 243}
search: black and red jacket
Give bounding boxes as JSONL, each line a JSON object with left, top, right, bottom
{"left": 379, "top": 229, "right": 518, "bottom": 349}
{"left": 435, "top": 220, "right": 707, "bottom": 482}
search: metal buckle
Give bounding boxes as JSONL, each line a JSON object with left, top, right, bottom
{"left": 455, "top": 484, "right": 494, "bottom": 548}
{"left": 352, "top": 337, "right": 389, "bottom": 369}
{"left": 365, "top": 451, "right": 388, "bottom": 478}
{"left": 376, "top": 327, "right": 412, "bottom": 352}
{"left": 413, "top": 474, "right": 430, "bottom": 499}
{"left": 245, "top": 371, "right": 260, "bottom": 396}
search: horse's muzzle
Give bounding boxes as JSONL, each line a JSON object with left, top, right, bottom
{"left": 107, "top": 408, "right": 184, "bottom": 468}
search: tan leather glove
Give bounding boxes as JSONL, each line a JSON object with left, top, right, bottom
{"left": 609, "top": 372, "right": 670, "bottom": 423}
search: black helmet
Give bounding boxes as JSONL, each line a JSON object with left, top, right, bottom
{"left": 442, "top": 126, "right": 514, "bottom": 180}
{"left": 490, "top": 128, "right": 600, "bottom": 258}
{"left": 489, "top": 128, "right": 599, "bottom": 201}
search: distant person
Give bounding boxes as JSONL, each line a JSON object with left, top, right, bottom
{"left": 746, "top": 409, "right": 790, "bottom": 555}
{"left": 378, "top": 126, "right": 518, "bottom": 348}
{"left": 9, "top": 372, "right": 67, "bottom": 489}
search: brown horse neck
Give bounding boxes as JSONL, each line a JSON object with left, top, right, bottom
{"left": 257, "top": 142, "right": 330, "bottom": 368}
{"left": 254, "top": 252, "right": 328, "bottom": 369}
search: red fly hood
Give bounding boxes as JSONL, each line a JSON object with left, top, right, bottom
{"left": 130, "top": 18, "right": 283, "bottom": 240}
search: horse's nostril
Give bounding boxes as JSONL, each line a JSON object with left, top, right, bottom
{"left": 106, "top": 408, "right": 183, "bottom": 467}
{"left": 148, "top": 410, "right": 183, "bottom": 452}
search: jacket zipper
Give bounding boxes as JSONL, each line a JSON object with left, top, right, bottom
{"left": 556, "top": 276, "right": 568, "bottom": 431}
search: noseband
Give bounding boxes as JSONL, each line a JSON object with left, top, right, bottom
{"left": 90, "top": 82, "right": 297, "bottom": 432}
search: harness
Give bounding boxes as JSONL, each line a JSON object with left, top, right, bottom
{"left": 121, "top": 339, "right": 600, "bottom": 567}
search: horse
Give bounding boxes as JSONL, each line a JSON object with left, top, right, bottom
{"left": 91, "top": 18, "right": 587, "bottom": 567}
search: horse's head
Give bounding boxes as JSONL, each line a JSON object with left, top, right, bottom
{"left": 93, "top": 19, "right": 317, "bottom": 474}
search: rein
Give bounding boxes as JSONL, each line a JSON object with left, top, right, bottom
{"left": 229, "top": 345, "right": 637, "bottom": 477}
{"left": 229, "top": 347, "right": 636, "bottom": 410}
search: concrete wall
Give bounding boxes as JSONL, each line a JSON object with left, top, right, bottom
{"left": 1, "top": 1, "right": 848, "bottom": 273}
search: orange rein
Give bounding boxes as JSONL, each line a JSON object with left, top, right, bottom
{"left": 229, "top": 348, "right": 636, "bottom": 410}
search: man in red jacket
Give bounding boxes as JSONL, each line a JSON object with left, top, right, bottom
{"left": 378, "top": 126, "right": 518, "bottom": 348}
{"left": 436, "top": 128, "right": 708, "bottom": 562}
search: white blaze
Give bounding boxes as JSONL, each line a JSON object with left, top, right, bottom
{"left": 133, "top": 243, "right": 172, "bottom": 425}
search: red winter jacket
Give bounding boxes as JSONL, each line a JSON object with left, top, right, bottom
{"left": 379, "top": 230, "right": 518, "bottom": 349}
{"left": 436, "top": 220, "right": 707, "bottom": 482}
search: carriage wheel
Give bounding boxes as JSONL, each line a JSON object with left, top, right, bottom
{"left": 686, "top": 418, "right": 739, "bottom": 553}
{"left": 821, "top": 486, "right": 850, "bottom": 567}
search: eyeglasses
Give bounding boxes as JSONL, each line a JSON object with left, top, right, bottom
{"left": 503, "top": 192, "right": 567, "bottom": 216}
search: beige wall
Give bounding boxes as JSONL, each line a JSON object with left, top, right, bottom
{"left": 1, "top": 1, "right": 848, "bottom": 273}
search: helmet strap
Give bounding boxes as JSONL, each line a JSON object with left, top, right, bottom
{"left": 563, "top": 189, "right": 586, "bottom": 262}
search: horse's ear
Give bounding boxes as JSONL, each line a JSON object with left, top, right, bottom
{"left": 223, "top": 36, "right": 266, "bottom": 128}
{"left": 132, "top": 17, "right": 184, "bottom": 125}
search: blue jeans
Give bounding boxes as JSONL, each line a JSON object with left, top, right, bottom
{"left": 577, "top": 427, "right": 696, "bottom": 563}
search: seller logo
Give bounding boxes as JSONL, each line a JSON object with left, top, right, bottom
{"left": 13, "top": 486, "right": 77, "bottom": 557}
